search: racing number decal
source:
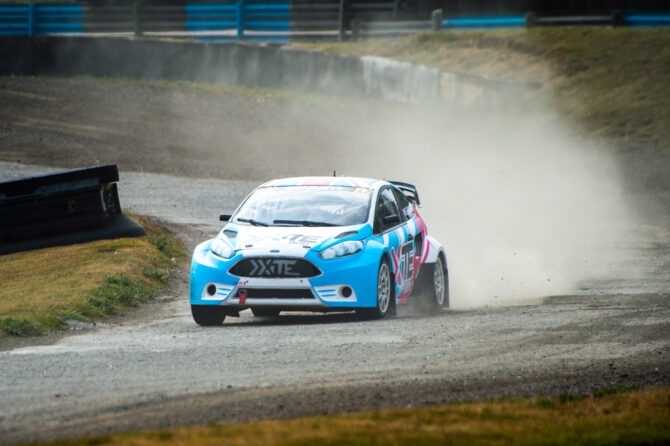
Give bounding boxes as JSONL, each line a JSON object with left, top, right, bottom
{"left": 400, "top": 242, "right": 414, "bottom": 286}
{"left": 391, "top": 241, "right": 415, "bottom": 296}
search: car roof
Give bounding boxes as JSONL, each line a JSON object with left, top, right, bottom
{"left": 260, "top": 177, "right": 386, "bottom": 189}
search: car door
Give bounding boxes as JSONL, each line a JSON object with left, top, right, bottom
{"left": 373, "top": 187, "right": 416, "bottom": 302}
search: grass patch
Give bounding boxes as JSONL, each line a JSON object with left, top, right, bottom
{"left": 0, "top": 316, "right": 42, "bottom": 337}
{"left": 0, "top": 215, "right": 185, "bottom": 338}
{"left": 591, "top": 385, "right": 638, "bottom": 398}
{"left": 299, "top": 27, "right": 670, "bottom": 151}
{"left": 41, "top": 386, "right": 670, "bottom": 446}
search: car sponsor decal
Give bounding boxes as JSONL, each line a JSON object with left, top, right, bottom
{"left": 283, "top": 234, "right": 321, "bottom": 247}
{"left": 230, "top": 257, "right": 321, "bottom": 278}
{"left": 384, "top": 210, "right": 430, "bottom": 304}
{"left": 391, "top": 241, "right": 415, "bottom": 296}
{"left": 232, "top": 231, "right": 328, "bottom": 250}
{"left": 249, "top": 258, "right": 299, "bottom": 277}
{"left": 262, "top": 177, "right": 379, "bottom": 188}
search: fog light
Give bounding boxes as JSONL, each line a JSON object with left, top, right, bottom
{"left": 341, "top": 286, "right": 353, "bottom": 298}
{"left": 207, "top": 284, "right": 217, "bottom": 296}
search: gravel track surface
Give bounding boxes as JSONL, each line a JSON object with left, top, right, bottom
{"left": 0, "top": 76, "right": 669, "bottom": 444}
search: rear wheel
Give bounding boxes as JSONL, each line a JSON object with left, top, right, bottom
{"left": 251, "top": 308, "right": 280, "bottom": 317}
{"left": 433, "top": 256, "right": 449, "bottom": 309}
{"left": 357, "top": 258, "right": 392, "bottom": 319}
{"left": 191, "top": 305, "right": 226, "bottom": 326}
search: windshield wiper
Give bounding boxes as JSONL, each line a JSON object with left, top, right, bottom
{"left": 236, "top": 217, "right": 269, "bottom": 227}
{"left": 273, "top": 219, "right": 336, "bottom": 227}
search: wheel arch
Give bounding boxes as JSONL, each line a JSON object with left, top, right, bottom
{"left": 437, "top": 248, "right": 448, "bottom": 273}
{"left": 424, "top": 235, "right": 447, "bottom": 265}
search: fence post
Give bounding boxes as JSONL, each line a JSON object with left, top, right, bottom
{"left": 236, "top": 0, "right": 244, "bottom": 40}
{"left": 612, "top": 10, "right": 624, "bottom": 27}
{"left": 351, "top": 16, "right": 361, "bottom": 41}
{"left": 134, "top": 1, "right": 142, "bottom": 37}
{"left": 525, "top": 11, "right": 537, "bottom": 28}
{"left": 338, "top": 0, "right": 346, "bottom": 41}
{"left": 431, "top": 9, "right": 443, "bottom": 31}
{"left": 28, "top": 2, "right": 36, "bottom": 37}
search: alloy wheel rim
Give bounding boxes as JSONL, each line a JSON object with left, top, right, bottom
{"left": 378, "top": 263, "right": 390, "bottom": 313}
{"left": 434, "top": 258, "right": 444, "bottom": 306}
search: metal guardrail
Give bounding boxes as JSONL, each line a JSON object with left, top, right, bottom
{"left": 1, "top": 2, "right": 670, "bottom": 41}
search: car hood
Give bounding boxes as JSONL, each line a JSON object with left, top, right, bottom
{"left": 219, "top": 224, "right": 366, "bottom": 257}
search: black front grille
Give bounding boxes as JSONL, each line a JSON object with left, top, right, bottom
{"left": 229, "top": 257, "right": 321, "bottom": 278}
{"left": 235, "top": 288, "right": 315, "bottom": 299}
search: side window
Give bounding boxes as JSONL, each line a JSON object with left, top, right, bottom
{"left": 392, "top": 188, "right": 413, "bottom": 221}
{"left": 374, "top": 188, "right": 401, "bottom": 234}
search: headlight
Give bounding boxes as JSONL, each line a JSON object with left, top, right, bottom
{"left": 319, "top": 240, "right": 364, "bottom": 260}
{"left": 210, "top": 238, "right": 235, "bottom": 259}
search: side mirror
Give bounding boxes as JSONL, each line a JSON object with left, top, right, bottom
{"left": 383, "top": 215, "right": 401, "bottom": 225}
{"left": 220, "top": 214, "right": 232, "bottom": 222}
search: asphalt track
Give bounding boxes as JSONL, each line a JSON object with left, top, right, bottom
{"left": 1, "top": 77, "right": 669, "bottom": 444}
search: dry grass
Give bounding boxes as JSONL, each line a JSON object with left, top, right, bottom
{"left": 0, "top": 215, "right": 185, "bottom": 337}
{"left": 300, "top": 27, "right": 670, "bottom": 151}
{"left": 42, "top": 387, "right": 670, "bottom": 446}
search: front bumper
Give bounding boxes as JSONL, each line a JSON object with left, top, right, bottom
{"left": 189, "top": 241, "right": 380, "bottom": 310}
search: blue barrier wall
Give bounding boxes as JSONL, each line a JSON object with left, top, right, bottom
{"left": 623, "top": 12, "right": 670, "bottom": 27}
{"left": 0, "top": 1, "right": 290, "bottom": 40}
{"left": 1, "top": 2, "right": 670, "bottom": 40}
{"left": 185, "top": 1, "right": 290, "bottom": 41}
{"left": 0, "top": 3, "right": 83, "bottom": 36}
{"left": 442, "top": 14, "right": 526, "bottom": 29}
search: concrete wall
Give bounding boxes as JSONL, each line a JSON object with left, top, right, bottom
{"left": 0, "top": 36, "right": 537, "bottom": 106}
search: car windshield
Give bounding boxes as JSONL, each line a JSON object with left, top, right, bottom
{"left": 234, "top": 186, "right": 373, "bottom": 227}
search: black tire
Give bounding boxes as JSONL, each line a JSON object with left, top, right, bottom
{"left": 191, "top": 304, "right": 225, "bottom": 326}
{"left": 357, "top": 258, "right": 392, "bottom": 320}
{"left": 251, "top": 308, "right": 280, "bottom": 317}
{"left": 433, "top": 255, "right": 449, "bottom": 309}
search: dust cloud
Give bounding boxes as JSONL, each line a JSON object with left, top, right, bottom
{"left": 155, "top": 52, "right": 643, "bottom": 309}
{"left": 22, "top": 41, "right": 636, "bottom": 310}
{"left": 330, "top": 102, "right": 636, "bottom": 308}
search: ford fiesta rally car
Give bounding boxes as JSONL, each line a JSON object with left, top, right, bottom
{"left": 189, "top": 177, "right": 448, "bottom": 325}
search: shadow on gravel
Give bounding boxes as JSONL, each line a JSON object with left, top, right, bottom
{"left": 220, "top": 309, "right": 451, "bottom": 327}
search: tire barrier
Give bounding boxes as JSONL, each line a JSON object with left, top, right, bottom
{"left": 0, "top": 164, "right": 146, "bottom": 255}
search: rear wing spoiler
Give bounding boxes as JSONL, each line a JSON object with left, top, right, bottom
{"left": 389, "top": 180, "right": 421, "bottom": 207}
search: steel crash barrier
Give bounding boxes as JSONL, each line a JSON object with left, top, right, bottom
{"left": 1, "top": 2, "right": 669, "bottom": 42}
{"left": 0, "top": 164, "right": 146, "bottom": 255}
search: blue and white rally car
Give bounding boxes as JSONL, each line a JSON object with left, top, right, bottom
{"left": 189, "top": 177, "right": 448, "bottom": 325}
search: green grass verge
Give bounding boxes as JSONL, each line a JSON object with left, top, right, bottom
{"left": 0, "top": 215, "right": 185, "bottom": 338}
{"left": 39, "top": 386, "right": 670, "bottom": 446}
{"left": 300, "top": 27, "right": 670, "bottom": 151}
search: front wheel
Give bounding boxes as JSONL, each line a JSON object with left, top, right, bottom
{"left": 357, "top": 258, "right": 392, "bottom": 320}
{"left": 191, "top": 305, "right": 226, "bottom": 326}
